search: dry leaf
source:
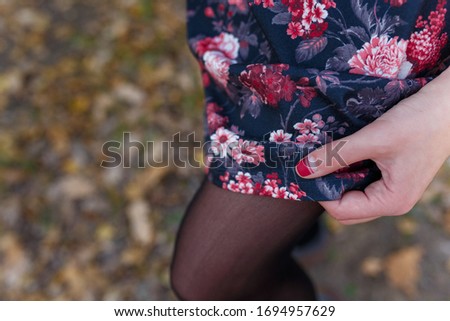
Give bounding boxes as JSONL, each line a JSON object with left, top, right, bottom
{"left": 47, "top": 175, "right": 96, "bottom": 201}
{"left": 125, "top": 166, "right": 172, "bottom": 200}
{"left": 361, "top": 257, "right": 383, "bottom": 277}
{"left": 96, "top": 224, "right": 115, "bottom": 242}
{"left": 396, "top": 217, "right": 418, "bottom": 236}
{"left": 384, "top": 246, "right": 423, "bottom": 298}
{"left": 0, "top": 233, "right": 31, "bottom": 289}
{"left": 126, "top": 199, "right": 155, "bottom": 246}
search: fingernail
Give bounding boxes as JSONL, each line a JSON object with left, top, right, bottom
{"left": 295, "top": 154, "right": 316, "bottom": 177}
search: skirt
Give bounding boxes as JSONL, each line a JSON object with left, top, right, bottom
{"left": 186, "top": 0, "right": 450, "bottom": 201}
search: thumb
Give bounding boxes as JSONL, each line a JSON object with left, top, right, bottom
{"left": 295, "top": 128, "right": 374, "bottom": 179}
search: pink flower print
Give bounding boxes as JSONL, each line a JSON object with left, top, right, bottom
{"left": 228, "top": 0, "right": 247, "bottom": 12}
{"left": 210, "top": 127, "right": 239, "bottom": 158}
{"left": 311, "top": 3, "right": 328, "bottom": 23}
{"left": 384, "top": 0, "right": 407, "bottom": 7}
{"left": 289, "top": 183, "right": 307, "bottom": 199}
{"left": 287, "top": 22, "right": 305, "bottom": 39}
{"left": 230, "top": 139, "right": 266, "bottom": 165}
{"left": 348, "top": 35, "right": 412, "bottom": 79}
{"left": 196, "top": 32, "right": 240, "bottom": 59}
{"left": 269, "top": 130, "right": 293, "bottom": 143}
{"left": 312, "top": 113, "right": 326, "bottom": 128}
{"left": 272, "top": 187, "right": 289, "bottom": 199}
{"left": 253, "top": 0, "right": 274, "bottom": 8}
{"left": 235, "top": 171, "right": 253, "bottom": 184}
{"left": 296, "top": 133, "right": 319, "bottom": 145}
{"left": 196, "top": 32, "right": 240, "bottom": 87}
{"left": 322, "top": 0, "right": 336, "bottom": 9}
{"left": 206, "top": 103, "right": 229, "bottom": 133}
{"left": 203, "top": 51, "right": 236, "bottom": 87}
{"left": 293, "top": 119, "right": 320, "bottom": 135}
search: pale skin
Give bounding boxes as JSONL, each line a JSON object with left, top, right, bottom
{"left": 297, "top": 67, "right": 450, "bottom": 225}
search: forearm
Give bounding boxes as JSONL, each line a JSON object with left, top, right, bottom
{"left": 408, "top": 67, "right": 450, "bottom": 156}
{"left": 419, "top": 67, "right": 450, "bottom": 122}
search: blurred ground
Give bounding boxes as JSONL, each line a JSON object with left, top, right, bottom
{"left": 0, "top": 0, "right": 449, "bottom": 300}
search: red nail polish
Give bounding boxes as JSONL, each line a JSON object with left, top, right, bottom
{"left": 295, "top": 157, "right": 315, "bottom": 177}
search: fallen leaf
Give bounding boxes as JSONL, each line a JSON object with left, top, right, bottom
{"left": 126, "top": 199, "right": 155, "bottom": 246}
{"left": 47, "top": 175, "right": 96, "bottom": 201}
{"left": 125, "top": 166, "right": 172, "bottom": 200}
{"left": 0, "top": 233, "right": 31, "bottom": 289}
{"left": 396, "top": 217, "right": 418, "bottom": 236}
{"left": 383, "top": 246, "right": 423, "bottom": 298}
{"left": 96, "top": 224, "right": 115, "bottom": 242}
{"left": 361, "top": 257, "right": 383, "bottom": 277}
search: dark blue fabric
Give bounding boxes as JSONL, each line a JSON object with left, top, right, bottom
{"left": 186, "top": 0, "right": 450, "bottom": 201}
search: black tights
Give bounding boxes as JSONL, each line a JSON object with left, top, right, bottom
{"left": 170, "top": 176, "right": 324, "bottom": 300}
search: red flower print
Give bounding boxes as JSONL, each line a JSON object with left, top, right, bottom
{"left": 204, "top": 7, "right": 215, "bottom": 18}
{"left": 196, "top": 32, "right": 240, "bottom": 59}
{"left": 255, "top": 0, "right": 330, "bottom": 39}
{"left": 227, "top": 0, "right": 248, "bottom": 12}
{"left": 206, "top": 103, "right": 229, "bottom": 133}
{"left": 384, "top": 0, "right": 407, "bottom": 7}
{"left": 287, "top": 22, "right": 305, "bottom": 39}
{"left": 333, "top": 161, "right": 369, "bottom": 182}
{"left": 311, "top": 3, "right": 328, "bottom": 23}
{"left": 296, "top": 77, "right": 317, "bottom": 107}
{"left": 261, "top": 176, "right": 280, "bottom": 195}
{"left": 322, "top": 0, "right": 336, "bottom": 9}
{"left": 309, "top": 22, "right": 328, "bottom": 38}
{"left": 196, "top": 32, "right": 240, "bottom": 88}
{"left": 203, "top": 51, "right": 235, "bottom": 87}
{"left": 224, "top": 172, "right": 258, "bottom": 195}
{"left": 230, "top": 139, "right": 266, "bottom": 165}
{"left": 406, "top": 0, "right": 448, "bottom": 73}
{"left": 235, "top": 171, "right": 253, "bottom": 184}
{"left": 221, "top": 171, "right": 307, "bottom": 200}
{"left": 227, "top": 180, "right": 241, "bottom": 192}
{"left": 252, "top": 0, "right": 274, "bottom": 8}
{"left": 272, "top": 187, "right": 289, "bottom": 199}
{"left": 266, "top": 172, "right": 281, "bottom": 181}
{"left": 219, "top": 171, "right": 230, "bottom": 183}
{"left": 239, "top": 64, "right": 297, "bottom": 107}
{"left": 289, "top": 183, "right": 307, "bottom": 199}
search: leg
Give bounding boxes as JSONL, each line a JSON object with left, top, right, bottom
{"left": 170, "top": 176, "right": 324, "bottom": 300}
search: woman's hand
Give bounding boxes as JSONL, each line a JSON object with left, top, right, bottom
{"left": 295, "top": 70, "right": 450, "bottom": 225}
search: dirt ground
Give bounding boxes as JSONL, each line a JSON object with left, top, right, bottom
{"left": 0, "top": 0, "right": 449, "bottom": 300}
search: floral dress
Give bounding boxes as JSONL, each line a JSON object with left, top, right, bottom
{"left": 186, "top": 0, "right": 450, "bottom": 201}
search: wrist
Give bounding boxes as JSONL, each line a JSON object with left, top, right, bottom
{"left": 414, "top": 76, "right": 450, "bottom": 157}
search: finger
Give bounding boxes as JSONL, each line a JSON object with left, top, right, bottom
{"left": 318, "top": 178, "right": 399, "bottom": 221}
{"left": 337, "top": 216, "right": 380, "bottom": 225}
{"left": 321, "top": 203, "right": 380, "bottom": 225}
{"left": 295, "top": 127, "right": 378, "bottom": 179}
